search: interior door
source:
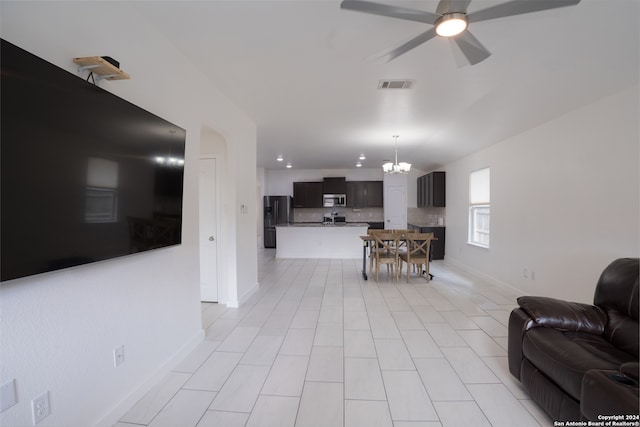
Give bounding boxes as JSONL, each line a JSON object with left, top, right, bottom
{"left": 384, "top": 174, "right": 407, "bottom": 229}
{"left": 199, "top": 158, "right": 218, "bottom": 302}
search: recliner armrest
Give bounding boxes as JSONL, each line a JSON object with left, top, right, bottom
{"left": 517, "top": 296, "right": 607, "bottom": 334}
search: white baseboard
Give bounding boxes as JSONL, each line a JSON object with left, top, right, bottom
{"left": 443, "top": 257, "right": 526, "bottom": 296}
{"left": 93, "top": 329, "right": 205, "bottom": 427}
{"left": 225, "top": 281, "right": 259, "bottom": 308}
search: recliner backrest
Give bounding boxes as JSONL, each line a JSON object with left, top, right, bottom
{"left": 593, "top": 258, "right": 639, "bottom": 358}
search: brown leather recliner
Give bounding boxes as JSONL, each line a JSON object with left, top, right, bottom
{"left": 508, "top": 258, "right": 639, "bottom": 421}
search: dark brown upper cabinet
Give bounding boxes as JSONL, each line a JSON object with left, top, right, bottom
{"left": 323, "top": 177, "right": 346, "bottom": 194}
{"left": 417, "top": 171, "right": 446, "bottom": 207}
{"left": 346, "top": 181, "right": 383, "bottom": 208}
{"left": 293, "top": 182, "right": 323, "bottom": 208}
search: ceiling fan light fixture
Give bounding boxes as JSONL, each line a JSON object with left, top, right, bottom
{"left": 435, "top": 13, "right": 468, "bottom": 37}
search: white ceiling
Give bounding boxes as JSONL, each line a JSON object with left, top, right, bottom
{"left": 137, "top": 0, "right": 638, "bottom": 172}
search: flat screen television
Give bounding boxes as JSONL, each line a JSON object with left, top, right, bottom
{"left": 1, "top": 39, "right": 187, "bottom": 282}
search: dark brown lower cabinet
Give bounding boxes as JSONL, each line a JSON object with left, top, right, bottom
{"left": 408, "top": 225, "right": 445, "bottom": 260}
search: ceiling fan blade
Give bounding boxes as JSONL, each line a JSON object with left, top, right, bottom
{"left": 436, "top": 0, "right": 471, "bottom": 15}
{"left": 468, "top": 0, "right": 580, "bottom": 23}
{"left": 452, "top": 30, "right": 491, "bottom": 65}
{"left": 340, "top": 0, "right": 440, "bottom": 25}
{"left": 368, "top": 27, "right": 438, "bottom": 63}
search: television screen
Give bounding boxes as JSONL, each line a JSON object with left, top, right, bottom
{"left": 1, "top": 39, "right": 186, "bottom": 282}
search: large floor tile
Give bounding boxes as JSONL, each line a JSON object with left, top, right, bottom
{"left": 306, "top": 346, "right": 344, "bottom": 382}
{"left": 469, "top": 316, "right": 508, "bottom": 338}
{"left": 290, "top": 310, "right": 319, "bottom": 329}
{"left": 344, "top": 330, "right": 377, "bottom": 358}
{"left": 344, "top": 311, "right": 371, "bottom": 330}
{"left": 423, "top": 323, "right": 467, "bottom": 347}
{"left": 209, "top": 365, "right": 270, "bottom": 412}
{"left": 261, "top": 354, "right": 309, "bottom": 397}
{"left": 120, "top": 372, "right": 192, "bottom": 425}
{"left": 441, "top": 347, "right": 500, "bottom": 384}
{"left": 345, "top": 399, "right": 393, "bottom": 427}
{"left": 279, "top": 328, "right": 315, "bottom": 356}
{"left": 217, "top": 326, "right": 260, "bottom": 352}
{"left": 382, "top": 370, "right": 438, "bottom": 422}
{"left": 313, "top": 322, "right": 344, "bottom": 346}
{"left": 173, "top": 340, "right": 221, "bottom": 374}
{"left": 414, "top": 358, "right": 472, "bottom": 402}
{"left": 245, "top": 395, "right": 299, "bottom": 427}
{"left": 240, "top": 335, "right": 284, "bottom": 366}
{"left": 344, "top": 357, "right": 386, "bottom": 400}
{"left": 369, "top": 314, "right": 402, "bottom": 339}
{"left": 196, "top": 410, "right": 249, "bottom": 427}
{"left": 296, "top": 381, "right": 344, "bottom": 427}
{"left": 433, "top": 401, "right": 492, "bottom": 427}
{"left": 466, "top": 384, "right": 540, "bottom": 427}
{"left": 391, "top": 311, "right": 426, "bottom": 331}
{"left": 148, "top": 389, "right": 216, "bottom": 427}
{"left": 183, "top": 351, "right": 243, "bottom": 391}
{"left": 375, "top": 339, "right": 415, "bottom": 370}
{"left": 439, "top": 311, "right": 480, "bottom": 330}
{"left": 457, "top": 330, "right": 506, "bottom": 357}
{"left": 400, "top": 330, "right": 442, "bottom": 358}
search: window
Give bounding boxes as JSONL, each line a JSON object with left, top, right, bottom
{"left": 469, "top": 168, "right": 490, "bottom": 248}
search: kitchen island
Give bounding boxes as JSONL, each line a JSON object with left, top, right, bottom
{"left": 275, "top": 223, "right": 369, "bottom": 259}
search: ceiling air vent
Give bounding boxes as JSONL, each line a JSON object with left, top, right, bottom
{"left": 378, "top": 80, "right": 414, "bottom": 89}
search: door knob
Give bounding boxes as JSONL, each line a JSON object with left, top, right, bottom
{"left": 209, "top": 236, "right": 215, "bottom": 241}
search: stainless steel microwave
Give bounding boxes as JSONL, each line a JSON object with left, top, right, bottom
{"left": 323, "top": 194, "right": 346, "bottom": 207}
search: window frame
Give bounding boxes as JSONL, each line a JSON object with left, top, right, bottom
{"left": 468, "top": 168, "right": 490, "bottom": 248}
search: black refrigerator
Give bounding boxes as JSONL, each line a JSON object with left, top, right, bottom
{"left": 263, "top": 196, "right": 293, "bottom": 248}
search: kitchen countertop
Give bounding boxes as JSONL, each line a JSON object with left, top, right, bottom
{"left": 278, "top": 222, "right": 370, "bottom": 228}
{"left": 408, "top": 222, "right": 445, "bottom": 228}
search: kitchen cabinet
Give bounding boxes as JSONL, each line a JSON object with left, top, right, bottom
{"left": 346, "top": 181, "right": 364, "bottom": 207}
{"left": 365, "top": 181, "right": 383, "bottom": 207}
{"left": 417, "top": 171, "right": 446, "bottom": 207}
{"left": 323, "top": 177, "right": 346, "bottom": 194}
{"left": 346, "top": 181, "right": 383, "bottom": 208}
{"left": 293, "top": 182, "right": 323, "bottom": 208}
{"left": 408, "top": 224, "right": 445, "bottom": 260}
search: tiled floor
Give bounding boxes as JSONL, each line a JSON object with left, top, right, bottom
{"left": 114, "top": 250, "right": 554, "bottom": 427}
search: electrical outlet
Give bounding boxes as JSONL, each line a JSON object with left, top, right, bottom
{"left": 113, "top": 345, "right": 125, "bottom": 367}
{"left": 31, "top": 391, "right": 50, "bottom": 425}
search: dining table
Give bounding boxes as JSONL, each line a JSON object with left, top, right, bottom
{"left": 359, "top": 234, "right": 438, "bottom": 281}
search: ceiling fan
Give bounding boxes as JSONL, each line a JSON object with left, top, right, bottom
{"left": 340, "top": 0, "right": 581, "bottom": 65}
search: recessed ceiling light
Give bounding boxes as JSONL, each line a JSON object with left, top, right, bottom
{"left": 359, "top": 155, "right": 366, "bottom": 160}
{"left": 356, "top": 162, "right": 362, "bottom": 168}
{"left": 276, "top": 155, "right": 283, "bottom": 162}
{"left": 286, "top": 163, "right": 292, "bottom": 169}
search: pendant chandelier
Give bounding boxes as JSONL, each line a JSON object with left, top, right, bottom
{"left": 382, "top": 135, "right": 411, "bottom": 174}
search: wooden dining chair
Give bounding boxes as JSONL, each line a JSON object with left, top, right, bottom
{"left": 372, "top": 233, "right": 400, "bottom": 282}
{"left": 367, "top": 229, "right": 386, "bottom": 274}
{"left": 398, "top": 232, "right": 433, "bottom": 282}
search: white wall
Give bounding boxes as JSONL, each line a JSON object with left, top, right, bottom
{"left": 0, "top": 3, "right": 257, "bottom": 426}
{"left": 445, "top": 85, "right": 639, "bottom": 304}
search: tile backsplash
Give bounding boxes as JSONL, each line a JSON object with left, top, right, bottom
{"left": 292, "top": 207, "right": 445, "bottom": 226}
{"left": 293, "top": 208, "right": 383, "bottom": 223}
{"left": 408, "top": 207, "right": 446, "bottom": 226}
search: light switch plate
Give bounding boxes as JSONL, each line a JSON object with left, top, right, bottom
{"left": 0, "top": 379, "right": 17, "bottom": 413}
